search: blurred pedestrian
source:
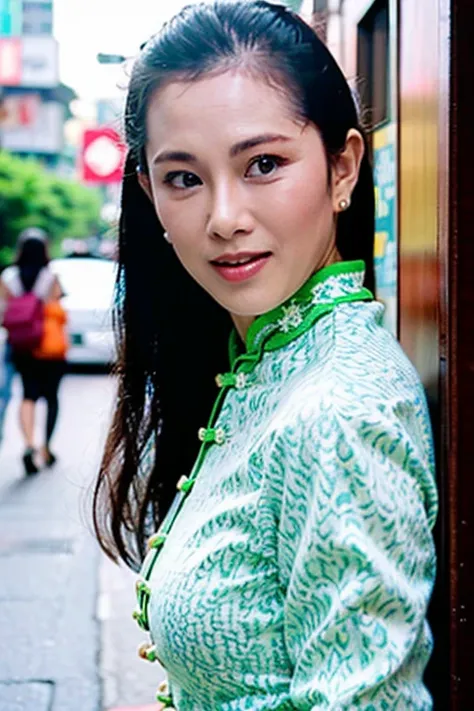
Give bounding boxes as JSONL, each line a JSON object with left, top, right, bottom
{"left": 93, "top": 2, "right": 437, "bottom": 709}
{"left": 0, "top": 228, "right": 68, "bottom": 475}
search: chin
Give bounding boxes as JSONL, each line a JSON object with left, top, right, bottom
{"left": 199, "top": 272, "right": 291, "bottom": 317}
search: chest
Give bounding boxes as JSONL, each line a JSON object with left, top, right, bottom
{"left": 146, "top": 430, "right": 288, "bottom": 696}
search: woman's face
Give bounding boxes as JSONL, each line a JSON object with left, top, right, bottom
{"left": 142, "top": 69, "right": 356, "bottom": 326}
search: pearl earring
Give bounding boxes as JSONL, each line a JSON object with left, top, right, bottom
{"left": 163, "top": 231, "right": 172, "bottom": 243}
{"left": 338, "top": 198, "right": 350, "bottom": 211}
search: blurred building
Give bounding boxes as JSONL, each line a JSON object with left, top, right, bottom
{"left": 0, "top": 0, "right": 74, "bottom": 167}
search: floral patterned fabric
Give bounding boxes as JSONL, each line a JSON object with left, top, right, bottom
{"left": 136, "top": 262, "right": 438, "bottom": 710}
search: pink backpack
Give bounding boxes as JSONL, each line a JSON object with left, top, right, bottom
{"left": 3, "top": 289, "right": 44, "bottom": 352}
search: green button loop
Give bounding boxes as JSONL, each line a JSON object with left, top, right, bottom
{"left": 215, "top": 371, "right": 248, "bottom": 389}
{"left": 176, "top": 475, "right": 194, "bottom": 493}
{"left": 156, "top": 692, "right": 174, "bottom": 707}
{"left": 198, "top": 426, "right": 226, "bottom": 445}
{"left": 147, "top": 533, "right": 167, "bottom": 550}
{"left": 135, "top": 579, "right": 150, "bottom": 603}
{"left": 132, "top": 608, "right": 149, "bottom": 631}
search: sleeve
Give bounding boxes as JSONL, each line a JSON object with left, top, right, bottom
{"left": 273, "top": 390, "right": 438, "bottom": 710}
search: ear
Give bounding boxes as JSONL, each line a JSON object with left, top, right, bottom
{"left": 137, "top": 169, "right": 154, "bottom": 203}
{"left": 331, "top": 129, "right": 365, "bottom": 211}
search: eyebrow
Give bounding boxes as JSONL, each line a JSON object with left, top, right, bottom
{"left": 152, "top": 133, "right": 292, "bottom": 166}
{"left": 152, "top": 150, "right": 196, "bottom": 166}
{"left": 229, "top": 133, "right": 292, "bottom": 157}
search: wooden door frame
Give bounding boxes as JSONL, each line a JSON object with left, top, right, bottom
{"left": 443, "top": 0, "right": 474, "bottom": 707}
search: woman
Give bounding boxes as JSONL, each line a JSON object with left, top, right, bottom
{"left": 0, "top": 228, "right": 67, "bottom": 474}
{"left": 94, "top": 2, "right": 438, "bottom": 709}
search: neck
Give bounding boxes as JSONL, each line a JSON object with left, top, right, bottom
{"left": 230, "top": 246, "right": 342, "bottom": 343}
{"left": 231, "top": 313, "right": 254, "bottom": 343}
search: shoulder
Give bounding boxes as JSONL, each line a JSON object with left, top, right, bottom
{"left": 270, "top": 306, "right": 437, "bottom": 526}
{"left": 0, "top": 266, "right": 20, "bottom": 296}
{"left": 1, "top": 265, "right": 18, "bottom": 286}
{"left": 34, "top": 266, "right": 57, "bottom": 298}
{"left": 281, "top": 301, "right": 426, "bottom": 418}
{"left": 273, "top": 300, "right": 435, "bottom": 479}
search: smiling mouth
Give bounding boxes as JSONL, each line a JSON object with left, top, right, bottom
{"left": 209, "top": 251, "right": 273, "bottom": 283}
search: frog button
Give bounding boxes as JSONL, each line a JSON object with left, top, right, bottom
{"left": 138, "top": 641, "right": 158, "bottom": 663}
{"left": 135, "top": 579, "right": 150, "bottom": 596}
{"left": 214, "top": 427, "right": 226, "bottom": 444}
{"left": 176, "top": 475, "right": 194, "bottom": 493}
{"left": 156, "top": 679, "right": 174, "bottom": 707}
{"left": 147, "top": 532, "right": 167, "bottom": 550}
{"left": 198, "top": 426, "right": 226, "bottom": 445}
{"left": 215, "top": 373, "right": 225, "bottom": 388}
{"left": 132, "top": 608, "right": 149, "bottom": 631}
{"left": 215, "top": 371, "right": 248, "bottom": 389}
{"left": 235, "top": 372, "right": 248, "bottom": 389}
{"left": 135, "top": 579, "right": 151, "bottom": 609}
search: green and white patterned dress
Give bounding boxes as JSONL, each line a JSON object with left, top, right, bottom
{"left": 134, "top": 261, "right": 438, "bottom": 710}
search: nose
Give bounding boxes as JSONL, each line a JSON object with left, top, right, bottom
{"left": 206, "top": 181, "right": 252, "bottom": 240}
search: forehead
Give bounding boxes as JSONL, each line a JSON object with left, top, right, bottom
{"left": 146, "top": 69, "right": 302, "bottom": 149}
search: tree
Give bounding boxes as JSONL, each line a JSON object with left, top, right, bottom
{"left": 0, "top": 151, "right": 104, "bottom": 268}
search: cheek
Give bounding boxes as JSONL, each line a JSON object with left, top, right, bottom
{"left": 153, "top": 191, "right": 205, "bottom": 267}
{"left": 152, "top": 191, "right": 196, "bottom": 244}
{"left": 151, "top": 186, "right": 172, "bottom": 229}
{"left": 266, "top": 170, "right": 332, "bottom": 234}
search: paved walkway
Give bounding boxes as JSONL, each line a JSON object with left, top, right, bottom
{"left": 0, "top": 374, "right": 113, "bottom": 711}
{"left": 0, "top": 373, "right": 164, "bottom": 711}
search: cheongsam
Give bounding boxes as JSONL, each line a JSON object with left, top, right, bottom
{"left": 134, "top": 261, "right": 438, "bottom": 711}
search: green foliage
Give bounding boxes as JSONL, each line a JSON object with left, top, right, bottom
{"left": 0, "top": 150, "right": 104, "bottom": 268}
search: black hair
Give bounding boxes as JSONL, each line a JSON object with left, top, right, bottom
{"left": 94, "top": 0, "right": 375, "bottom": 569}
{"left": 16, "top": 236, "right": 49, "bottom": 292}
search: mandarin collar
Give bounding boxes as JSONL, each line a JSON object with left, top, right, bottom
{"left": 229, "top": 260, "right": 372, "bottom": 365}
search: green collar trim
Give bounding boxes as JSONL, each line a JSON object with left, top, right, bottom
{"left": 229, "top": 260, "right": 372, "bottom": 366}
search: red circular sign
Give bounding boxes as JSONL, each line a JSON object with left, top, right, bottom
{"left": 81, "top": 127, "right": 126, "bottom": 184}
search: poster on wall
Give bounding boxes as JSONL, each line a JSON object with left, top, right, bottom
{"left": 373, "top": 122, "right": 397, "bottom": 335}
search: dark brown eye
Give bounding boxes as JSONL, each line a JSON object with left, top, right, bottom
{"left": 164, "top": 171, "right": 202, "bottom": 189}
{"left": 182, "top": 173, "right": 200, "bottom": 187}
{"left": 257, "top": 157, "right": 276, "bottom": 174}
{"left": 246, "top": 154, "right": 286, "bottom": 179}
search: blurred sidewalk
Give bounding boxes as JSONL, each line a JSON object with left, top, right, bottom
{"left": 0, "top": 374, "right": 110, "bottom": 711}
{"left": 0, "top": 372, "right": 162, "bottom": 711}
{"left": 99, "top": 554, "right": 164, "bottom": 710}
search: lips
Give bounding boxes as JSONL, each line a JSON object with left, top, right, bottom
{"left": 210, "top": 251, "right": 272, "bottom": 283}
{"left": 210, "top": 251, "right": 272, "bottom": 267}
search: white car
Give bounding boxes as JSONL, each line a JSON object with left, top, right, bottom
{"left": 51, "top": 257, "right": 117, "bottom": 366}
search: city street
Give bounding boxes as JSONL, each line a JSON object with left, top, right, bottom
{"left": 0, "top": 373, "right": 161, "bottom": 711}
